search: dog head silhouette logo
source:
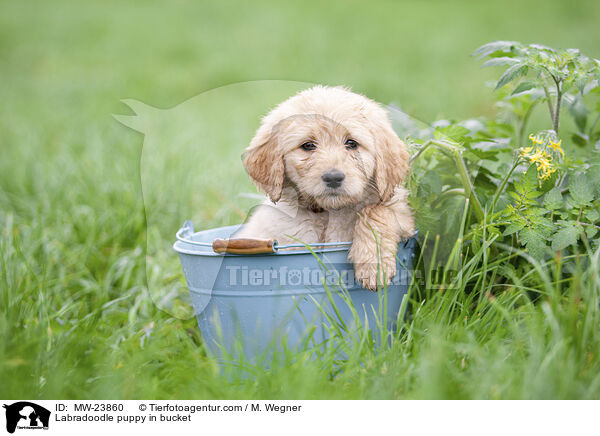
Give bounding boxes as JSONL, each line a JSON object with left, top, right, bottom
{"left": 2, "top": 402, "right": 50, "bottom": 434}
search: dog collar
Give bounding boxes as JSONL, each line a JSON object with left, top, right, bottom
{"left": 298, "top": 192, "right": 325, "bottom": 213}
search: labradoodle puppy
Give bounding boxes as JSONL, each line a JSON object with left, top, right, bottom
{"left": 236, "top": 85, "right": 415, "bottom": 290}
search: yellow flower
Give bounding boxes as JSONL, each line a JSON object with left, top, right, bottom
{"left": 522, "top": 133, "right": 563, "bottom": 181}
{"left": 548, "top": 139, "right": 564, "bottom": 158}
{"left": 535, "top": 153, "right": 556, "bottom": 180}
{"left": 528, "top": 147, "right": 547, "bottom": 164}
{"left": 520, "top": 146, "right": 534, "bottom": 156}
{"left": 537, "top": 157, "right": 552, "bottom": 171}
{"left": 521, "top": 146, "right": 556, "bottom": 181}
{"left": 538, "top": 165, "right": 556, "bottom": 180}
{"left": 542, "top": 149, "right": 553, "bottom": 161}
{"left": 529, "top": 134, "right": 544, "bottom": 145}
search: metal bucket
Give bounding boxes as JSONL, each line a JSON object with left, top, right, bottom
{"left": 173, "top": 221, "right": 417, "bottom": 363}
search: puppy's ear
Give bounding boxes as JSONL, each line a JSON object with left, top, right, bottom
{"left": 374, "top": 122, "right": 409, "bottom": 202}
{"left": 243, "top": 121, "right": 285, "bottom": 203}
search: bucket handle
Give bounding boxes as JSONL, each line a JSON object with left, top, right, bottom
{"left": 175, "top": 221, "right": 354, "bottom": 253}
{"left": 212, "top": 238, "right": 277, "bottom": 254}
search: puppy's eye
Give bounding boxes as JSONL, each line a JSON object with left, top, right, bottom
{"left": 345, "top": 139, "right": 359, "bottom": 150}
{"left": 300, "top": 141, "right": 317, "bottom": 151}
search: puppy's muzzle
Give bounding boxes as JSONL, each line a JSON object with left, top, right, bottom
{"left": 321, "top": 169, "right": 345, "bottom": 188}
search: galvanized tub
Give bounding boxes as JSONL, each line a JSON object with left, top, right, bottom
{"left": 173, "top": 221, "right": 417, "bottom": 363}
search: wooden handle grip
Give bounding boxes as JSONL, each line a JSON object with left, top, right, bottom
{"left": 212, "top": 238, "right": 276, "bottom": 254}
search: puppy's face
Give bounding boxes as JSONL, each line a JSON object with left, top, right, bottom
{"left": 278, "top": 115, "right": 376, "bottom": 209}
{"left": 244, "top": 86, "right": 409, "bottom": 209}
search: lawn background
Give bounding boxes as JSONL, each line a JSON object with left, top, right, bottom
{"left": 1, "top": 0, "right": 600, "bottom": 399}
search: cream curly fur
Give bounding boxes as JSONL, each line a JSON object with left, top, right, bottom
{"left": 236, "top": 86, "right": 415, "bottom": 290}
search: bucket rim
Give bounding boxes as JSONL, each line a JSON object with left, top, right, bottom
{"left": 173, "top": 221, "right": 417, "bottom": 257}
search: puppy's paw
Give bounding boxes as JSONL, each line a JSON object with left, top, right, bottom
{"left": 353, "top": 257, "right": 397, "bottom": 291}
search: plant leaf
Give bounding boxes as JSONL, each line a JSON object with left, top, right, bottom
{"left": 511, "top": 81, "right": 538, "bottom": 95}
{"left": 571, "top": 132, "right": 589, "bottom": 147}
{"left": 503, "top": 222, "right": 525, "bottom": 236}
{"left": 435, "top": 124, "right": 470, "bottom": 143}
{"left": 543, "top": 187, "right": 563, "bottom": 210}
{"left": 481, "top": 57, "right": 521, "bottom": 68}
{"left": 472, "top": 41, "right": 519, "bottom": 59}
{"left": 551, "top": 225, "right": 580, "bottom": 251}
{"left": 568, "top": 174, "right": 594, "bottom": 206}
{"left": 568, "top": 94, "right": 589, "bottom": 132}
{"left": 583, "top": 79, "right": 598, "bottom": 95}
{"left": 519, "top": 227, "right": 547, "bottom": 259}
{"left": 521, "top": 164, "right": 540, "bottom": 192}
{"left": 495, "top": 64, "right": 528, "bottom": 90}
{"left": 585, "top": 208, "right": 600, "bottom": 222}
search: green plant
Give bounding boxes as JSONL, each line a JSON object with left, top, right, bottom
{"left": 409, "top": 40, "right": 600, "bottom": 266}
{"left": 475, "top": 40, "right": 600, "bottom": 141}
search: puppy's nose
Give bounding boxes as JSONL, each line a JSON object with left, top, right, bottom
{"left": 322, "top": 169, "right": 345, "bottom": 188}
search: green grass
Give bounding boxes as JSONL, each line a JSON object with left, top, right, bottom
{"left": 1, "top": 0, "right": 600, "bottom": 399}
